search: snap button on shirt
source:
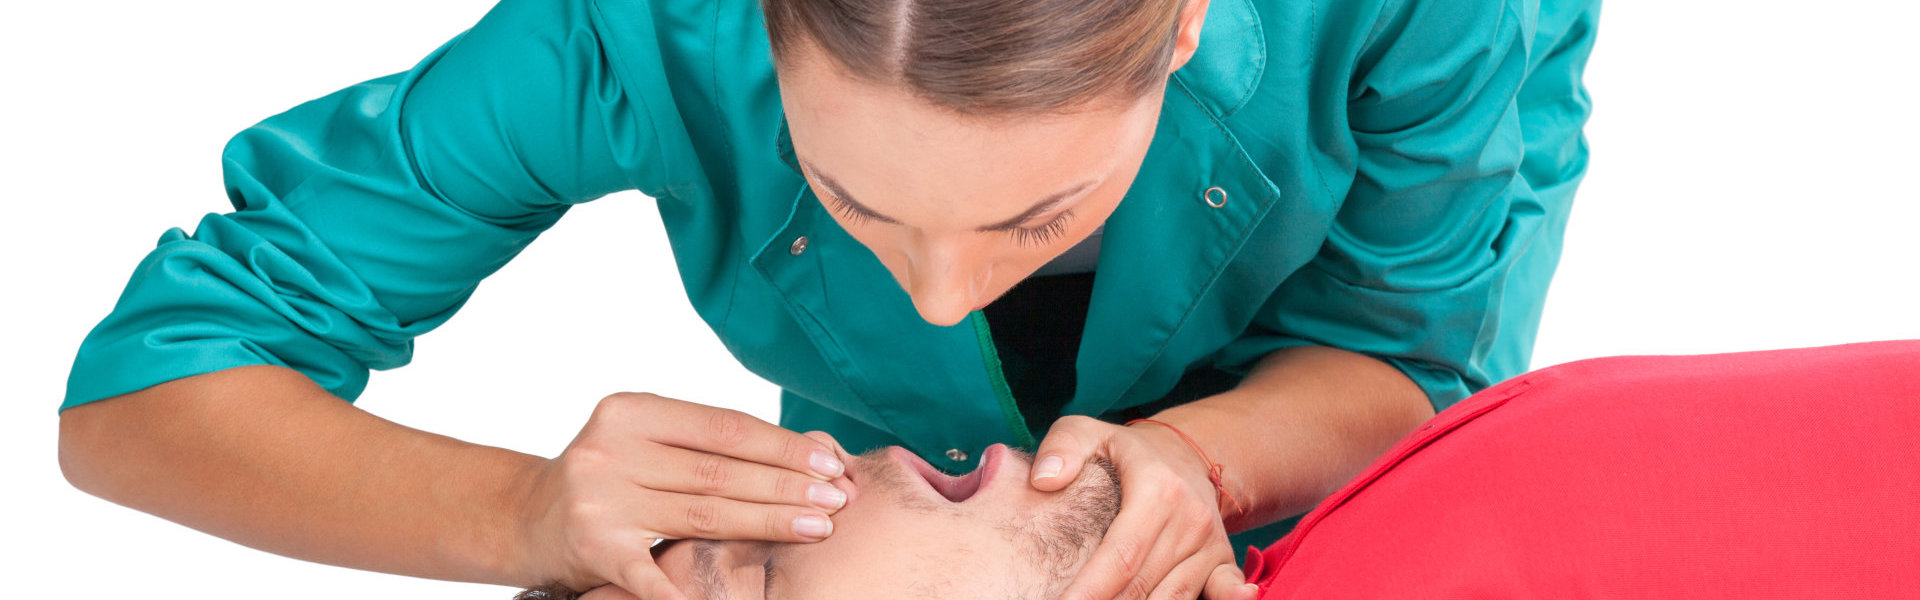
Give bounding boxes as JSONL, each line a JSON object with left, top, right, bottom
{"left": 945, "top": 448, "right": 969, "bottom": 462}
{"left": 1204, "top": 186, "right": 1229, "bottom": 208}
{"left": 789, "top": 235, "right": 808, "bottom": 256}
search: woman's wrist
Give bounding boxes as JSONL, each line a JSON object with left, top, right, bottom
{"left": 407, "top": 438, "right": 556, "bottom": 587}
{"left": 1124, "top": 417, "right": 1228, "bottom": 511}
{"left": 1140, "top": 346, "right": 1433, "bottom": 532}
{"left": 1125, "top": 418, "right": 1245, "bottom": 520}
{"left": 1133, "top": 403, "right": 1263, "bottom": 528}
{"left": 498, "top": 454, "right": 570, "bottom": 588}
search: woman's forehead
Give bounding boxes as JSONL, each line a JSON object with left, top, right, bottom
{"left": 780, "top": 63, "right": 1148, "bottom": 199}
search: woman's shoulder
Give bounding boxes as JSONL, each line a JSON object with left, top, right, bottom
{"left": 584, "top": 0, "right": 764, "bottom": 68}
{"left": 1237, "top": 0, "right": 1531, "bottom": 66}
{"left": 575, "top": 0, "right": 790, "bottom": 199}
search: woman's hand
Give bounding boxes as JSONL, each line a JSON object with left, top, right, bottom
{"left": 513, "top": 393, "right": 851, "bottom": 599}
{"left": 1031, "top": 416, "right": 1260, "bottom": 600}
{"left": 578, "top": 584, "right": 642, "bottom": 600}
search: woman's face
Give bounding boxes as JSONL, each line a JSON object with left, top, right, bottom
{"left": 777, "top": 45, "right": 1168, "bottom": 326}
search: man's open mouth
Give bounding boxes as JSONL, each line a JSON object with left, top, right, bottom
{"left": 888, "top": 444, "right": 1007, "bottom": 502}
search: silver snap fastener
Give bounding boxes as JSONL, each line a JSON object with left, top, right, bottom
{"left": 1204, "top": 186, "right": 1228, "bottom": 208}
{"left": 789, "top": 236, "right": 809, "bottom": 255}
{"left": 945, "top": 448, "right": 969, "bottom": 462}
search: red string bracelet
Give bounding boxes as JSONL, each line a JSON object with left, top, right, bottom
{"left": 1125, "top": 418, "right": 1247, "bottom": 518}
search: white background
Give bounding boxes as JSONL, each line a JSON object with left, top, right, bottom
{"left": 3, "top": 0, "right": 1916, "bottom": 597}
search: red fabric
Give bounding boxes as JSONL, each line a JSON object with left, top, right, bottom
{"left": 1247, "top": 341, "right": 1920, "bottom": 599}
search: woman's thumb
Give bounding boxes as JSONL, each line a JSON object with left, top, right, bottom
{"left": 1030, "top": 416, "right": 1101, "bottom": 492}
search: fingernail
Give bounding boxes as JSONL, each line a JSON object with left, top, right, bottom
{"left": 810, "top": 450, "right": 844, "bottom": 478}
{"left": 808, "top": 483, "right": 847, "bottom": 510}
{"left": 1033, "top": 455, "right": 1063, "bottom": 480}
{"left": 792, "top": 515, "right": 833, "bottom": 539}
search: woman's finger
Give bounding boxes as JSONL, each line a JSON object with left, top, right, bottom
{"left": 614, "top": 393, "right": 844, "bottom": 480}
{"left": 799, "top": 430, "right": 847, "bottom": 456}
{"left": 1057, "top": 476, "right": 1187, "bottom": 600}
{"left": 1201, "top": 563, "right": 1258, "bottom": 600}
{"left": 1144, "top": 550, "right": 1227, "bottom": 600}
{"left": 608, "top": 557, "right": 689, "bottom": 600}
{"left": 633, "top": 445, "right": 848, "bottom": 512}
{"left": 1109, "top": 480, "right": 1213, "bottom": 600}
{"left": 579, "top": 584, "right": 645, "bottom": 600}
{"left": 1114, "top": 525, "right": 1191, "bottom": 600}
{"left": 1059, "top": 518, "right": 1154, "bottom": 600}
{"left": 1032, "top": 415, "right": 1108, "bottom": 492}
{"left": 648, "top": 490, "right": 836, "bottom": 543}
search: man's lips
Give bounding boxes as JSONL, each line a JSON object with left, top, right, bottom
{"left": 888, "top": 444, "right": 1008, "bottom": 502}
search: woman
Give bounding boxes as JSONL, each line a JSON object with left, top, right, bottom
{"left": 56, "top": 0, "right": 1600, "bottom": 598}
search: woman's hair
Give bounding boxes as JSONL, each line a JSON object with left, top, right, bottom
{"left": 761, "top": 0, "right": 1190, "bottom": 117}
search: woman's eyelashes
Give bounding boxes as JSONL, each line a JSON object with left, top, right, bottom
{"left": 1011, "top": 209, "right": 1075, "bottom": 247}
{"left": 821, "top": 190, "right": 881, "bottom": 225}
{"left": 820, "top": 191, "right": 1076, "bottom": 248}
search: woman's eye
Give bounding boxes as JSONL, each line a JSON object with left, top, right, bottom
{"left": 1011, "top": 210, "right": 1075, "bottom": 247}
{"left": 820, "top": 181, "right": 1074, "bottom": 249}
{"left": 822, "top": 192, "right": 874, "bottom": 225}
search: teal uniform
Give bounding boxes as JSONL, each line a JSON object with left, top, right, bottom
{"left": 63, "top": 0, "right": 1600, "bottom": 551}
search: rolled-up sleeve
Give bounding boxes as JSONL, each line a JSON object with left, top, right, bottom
{"left": 1216, "top": 0, "right": 1544, "bottom": 411}
{"left": 63, "top": 0, "right": 682, "bottom": 411}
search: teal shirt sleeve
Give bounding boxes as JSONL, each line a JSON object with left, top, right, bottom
{"left": 1216, "top": 0, "right": 1545, "bottom": 411}
{"left": 62, "top": 0, "right": 681, "bottom": 411}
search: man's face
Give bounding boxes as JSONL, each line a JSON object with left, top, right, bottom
{"left": 652, "top": 444, "right": 1120, "bottom": 600}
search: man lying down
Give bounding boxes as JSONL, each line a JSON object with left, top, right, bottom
{"left": 521, "top": 340, "right": 1920, "bottom": 600}
{"left": 519, "top": 444, "right": 1122, "bottom": 600}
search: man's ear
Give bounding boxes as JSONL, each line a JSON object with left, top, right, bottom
{"left": 1166, "top": 0, "right": 1213, "bottom": 74}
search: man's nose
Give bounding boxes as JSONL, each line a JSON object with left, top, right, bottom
{"left": 906, "top": 240, "right": 990, "bottom": 327}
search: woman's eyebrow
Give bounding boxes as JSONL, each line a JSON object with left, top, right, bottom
{"left": 800, "top": 159, "right": 1096, "bottom": 231}
{"left": 975, "top": 185, "right": 1093, "bottom": 231}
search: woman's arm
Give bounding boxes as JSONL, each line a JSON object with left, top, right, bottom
{"left": 56, "top": 0, "right": 832, "bottom": 595}
{"left": 60, "top": 365, "right": 543, "bottom": 585}
{"left": 61, "top": 364, "right": 851, "bottom": 598}
{"left": 1142, "top": 345, "right": 1431, "bottom": 533}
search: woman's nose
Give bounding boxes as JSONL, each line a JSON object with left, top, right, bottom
{"left": 905, "top": 242, "right": 989, "bottom": 326}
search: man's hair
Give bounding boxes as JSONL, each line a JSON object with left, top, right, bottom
{"left": 760, "top": 0, "right": 1189, "bottom": 117}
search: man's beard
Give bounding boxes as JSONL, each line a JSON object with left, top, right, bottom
{"left": 1019, "top": 455, "right": 1122, "bottom": 580}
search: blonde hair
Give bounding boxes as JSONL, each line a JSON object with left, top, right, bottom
{"left": 762, "top": 0, "right": 1189, "bottom": 116}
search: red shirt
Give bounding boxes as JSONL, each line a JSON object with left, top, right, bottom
{"left": 1245, "top": 340, "right": 1920, "bottom": 598}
